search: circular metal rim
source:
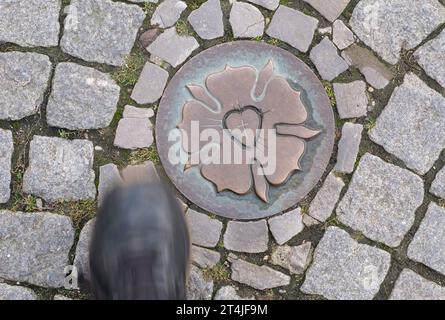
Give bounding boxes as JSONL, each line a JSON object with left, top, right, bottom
{"left": 156, "top": 41, "right": 335, "bottom": 220}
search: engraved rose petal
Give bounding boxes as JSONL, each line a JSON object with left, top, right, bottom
{"left": 187, "top": 84, "right": 219, "bottom": 111}
{"left": 252, "top": 161, "right": 269, "bottom": 202}
{"left": 178, "top": 100, "right": 222, "bottom": 154}
{"left": 257, "top": 131, "right": 306, "bottom": 186}
{"left": 206, "top": 65, "right": 257, "bottom": 111}
{"left": 255, "top": 59, "right": 274, "bottom": 97}
{"left": 201, "top": 162, "right": 252, "bottom": 195}
{"left": 258, "top": 76, "right": 308, "bottom": 130}
{"left": 276, "top": 124, "right": 321, "bottom": 139}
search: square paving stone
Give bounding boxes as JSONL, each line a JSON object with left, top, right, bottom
{"left": 114, "top": 118, "right": 154, "bottom": 150}
{"left": 151, "top": 0, "right": 187, "bottom": 28}
{"left": 188, "top": 0, "right": 224, "bottom": 40}
{"left": 47, "top": 63, "right": 120, "bottom": 130}
{"left": 60, "top": 0, "right": 145, "bottom": 66}
{"left": 310, "top": 37, "right": 349, "bottom": 81}
{"left": 369, "top": 73, "right": 445, "bottom": 175}
{"left": 0, "top": 129, "right": 13, "bottom": 204}
{"left": 431, "top": 167, "right": 445, "bottom": 199}
{"left": 131, "top": 62, "right": 169, "bottom": 105}
{"left": 0, "top": 210, "right": 74, "bottom": 288}
{"left": 0, "top": 0, "right": 60, "bottom": 47}
{"left": 301, "top": 227, "right": 391, "bottom": 300}
{"left": 415, "top": 29, "right": 445, "bottom": 89}
{"left": 0, "top": 52, "right": 52, "bottom": 121}
{"left": 334, "top": 81, "right": 368, "bottom": 119}
{"left": 229, "top": 2, "right": 265, "bottom": 39}
{"left": 408, "top": 202, "right": 445, "bottom": 275}
{"left": 302, "top": 0, "right": 351, "bottom": 22}
{"left": 23, "top": 136, "right": 97, "bottom": 202}
{"left": 266, "top": 5, "right": 318, "bottom": 53}
{"left": 390, "top": 269, "right": 445, "bottom": 300}
{"left": 337, "top": 153, "right": 424, "bottom": 247}
{"left": 270, "top": 242, "right": 313, "bottom": 274}
{"left": 186, "top": 209, "right": 222, "bottom": 248}
{"left": 147, "top": 27, "right": 199, "bottom": 68}
{"left": 224, "top": 220, "right": 268, "bottom": 253}
{"left": 350, "top": 0, "right": 445, "bottom": 65}
{"left": 268, "top": 208, "right": 304, "bottom": 245}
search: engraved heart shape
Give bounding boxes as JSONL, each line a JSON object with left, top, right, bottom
{"left": 224, "top": 107, "right": 261, "bottom": 148}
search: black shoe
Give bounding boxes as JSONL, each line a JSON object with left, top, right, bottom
{"left": 89, "top": 183, "right": 190, "bottom": 300}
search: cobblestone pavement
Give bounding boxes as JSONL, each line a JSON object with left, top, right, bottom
{"left": 0, "top": 0, "right": 444, "bottom": 300}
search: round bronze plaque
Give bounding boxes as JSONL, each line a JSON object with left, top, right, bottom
{"left": 156, "top": 41, "right": 334, "bottom": 220}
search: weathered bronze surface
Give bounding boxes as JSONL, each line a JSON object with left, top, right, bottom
{"left": 156, "top": 41, "right": 335, "bottom": 220}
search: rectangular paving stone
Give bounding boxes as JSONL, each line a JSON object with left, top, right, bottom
{"left": 332, "top": 20, "right": 354, "bottom": 50}
{"left": 266, "top": 5, "right": 318, "bottom": 53}
{"left": 301, "top": 227, "right": 391, "bottom": 300}
{"left": 408, "top": 202, "right": 445, "bottom": 275}
{"left": 0, "top": 211, "right": 74, "bottom": 288}
{"left": 23, "top": 136, "right": 97, "bottom": 202}
{"left": 131, "top": 62, "right": 169, "bottom": 105}
{"left": 246, "top": 0, "right": 279, "bottom": 10}
{"left": 0, "top": 283, "right": 37, "bottom": 300}
{"left": 309, "top": 172, "right": 345, "bottom": 222}
{"left": 60, "top": 0, "right": 145, "bottom": 66}
{"left": 334, "top": 123, "right": 363, "bottom": 174}
{"left": 186, "top": 265, "right": 214, "bottom": 300}
{"left": 121, "top": 161, "right": 159, "bottom": 185}
{"left": 186, "top": 209, "right": 222, "bottom": 248}
{"left": 228, "top": 254, "right": 290, "bottom": 290}
{"left": 415, "top": 29, "right": 445, "bottom": 89}
{"left": 342, "top": 44, "right": 393, "bottom": 89}
{"left": 268, "top": 208, "right": 304, "bottom": 245}
{"left": 224, "top": 220, "right": 268, "bottom": 253}
{"left": 334, "top": 81, "right": 368, "bottom": 119}
{"left": 123, "top": 105, "right": 154, "bottom": 119}
{"left": 0, "top": 129, "right": 13, "bottom": 204}
{"left": 192, "top": 245, "right": 221, "bottom": 268}
{"left": 302, "top": 0, "right": 351, "bottom": 22}
{"left": 390, "top": 269, "right": 445, "bottom": 300}
{"left": 337, "top": 153, "right": 424, "bottom": 247}
{"left": 0, "top": 52, "right": 52, "bottom": 121}
{"left": 431, "top": 167, "right": 445, "bottom": 199}
{"left": 73, "top": 218, "right": 95, "bottom": 284}
{"left": 98, "top": 164, "right": 123, "bottom": 206}
{"left": 369, "top": 73, "right": 445, "bottom": 175}
{"left": 0, "top": 0, "right": 60, "bottom": 47}
{"left": 310, "top": 37, "right": 349, "bottom": 81}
